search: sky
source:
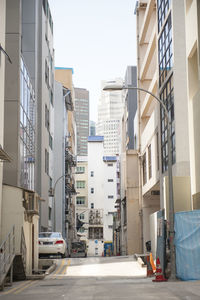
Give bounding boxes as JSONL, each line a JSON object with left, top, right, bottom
{"left": 48, "top": 0, "right": 137, "bottom": 122}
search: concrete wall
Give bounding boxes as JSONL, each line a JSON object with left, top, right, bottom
{"left": 2, "top": 185, "right": 38, "bottom": 274}
{"left": 87, "top": 240, "right": 104, "bottom": 257}
{"left": 185, "top": 0, "right": 200, "bottom": 206}
{"left": 172, "top": 0, "right": 190, "bottom": 177}
{"left": 54, "top": 81, "right": 67, "bottom": 236}
{"left": 126, "top": 151, "right": 141, "bottom": 254}
{"left": 4, "top": 0, "right": 21, "bottom": 187}
{"left": 0, "top": 0, "right": 6, "bottom": 240}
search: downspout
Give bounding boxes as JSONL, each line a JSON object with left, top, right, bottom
{"left": 135, "top": 3, "right": 144, "bottom": 253}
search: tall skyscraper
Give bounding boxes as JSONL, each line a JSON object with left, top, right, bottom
{"left": 96, "top": 78, "right": 125, "bottom": 155}
{"left": 89, "top": 121, "right": 96, "bottom": 136}
{"left": 74, "top": 88, "right": 89, "bottom": 156}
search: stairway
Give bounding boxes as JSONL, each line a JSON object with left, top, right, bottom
{"left": 0, "top": 226, "right": 15, "bottom": 290}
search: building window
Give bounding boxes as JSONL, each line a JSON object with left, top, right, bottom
{"left": 108, "top": 179, "right": 113, "bottom": 182}
{"left": 48, "top": 207, "right": 52, "bottom": 221}
{"left": 76, "top": 166, "right": 85, "bottom": 173}
{"left": 142, "top": 153, "right": 147, "bottom": 185}
{"left": 45, "top": 104, "right": 49, "bottom": 131}
{"left": 76, "top": 181, "right": 85, "bottom": 189}
{"left": 91, "top": 188, "right": 94, "bottom": 194}
{"left": 79, "top": 213, "right": 84, "bottom": 220}
{"left": 158, "top": 13, "right": 173, "bottom": 87}
{"left": 49, "top": 177, "right": 52, "bottom": 189}
{"left": 91, "top": 203, "right": 94, "bottom": 209}
{"left": 108, "top": 225, "right": 113, "bottom": 229}
{"left": 76, "top": 196, "right": 85, "bottom": 205}
{"left": 108, "top": 163, "right": 113, "bottom": 167}
{"left": 20, "top": 57, "right": 36, "bottom": 191}
{"left": 49, "top": 133, "right": 53, "bottom": 149}
{"left": 45, "top": 149, "right": 49, "bottom": 175}
{"left": 160, "top": 75, "right": 175, "bottom": 172}
{"left": 157, "top": 0, "right": 171, "bottom": 33}
{"left": 45, "top": 59, "right": 49, "bottom": 87}
{"left": 90, "top": 171, "right": 94, "bottom": 177}
{"left": 148, "top": 144, "right": 152, "bottom": 179}
{"left": 156, "top": 132, "right": 159, "bottom": 171}
{"left": 89, "top": 227, "right": 103, "bottom": 239}
{"left": 50, "top": 89, "right": 53, "bottom": 105}
{"left": 108, "top": 195, "right": 114, "bottom": 199}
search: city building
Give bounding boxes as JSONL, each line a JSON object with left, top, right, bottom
{"left": 119, "top": 66, "right": 141, "bottom": 255}
{"left": 0, "top": 0, "right": 9, "bottom": 241}
{"left": 87, "top": 136, "right": 117, "bottom": 256}
{"left": 53, "top": 81, "right": 73, "bottom": 240}
{"left": 75, "top": 156, "right": 89, "bottom": 242}
{"left": 74, "top": 88, "right": 89, "bottom": 156}
{"left": 1, "top": 0, "right": 56, "bottom": 280}
{"left": 55, "top": 67, "right": 77, "bottom": 245}
{"left": 184, "top": 0, "right": 200, "bottom": 210}
{"left": 136, "top": 0, "right": 191, "bottom": 252}
{"left": 89, "top": 120, "right": 96, "bottom": 136}
{"left": 96, "top": 78, "right": 125, "bottom": 156}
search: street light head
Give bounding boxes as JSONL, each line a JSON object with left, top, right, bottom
{"left": 103, "top": 83, "right": 124, "bottom": 92}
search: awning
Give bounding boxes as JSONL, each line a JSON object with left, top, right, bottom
{"left": 0, "top": 146, "right": 11, "bottom": 162}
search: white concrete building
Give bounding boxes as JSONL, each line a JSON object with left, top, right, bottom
{"left": 75, "top": 156, "right": 89, "bottom": 242}
{"left": 96, "top": 79, "right": 125, "bottom": 155}
{"left": 87, "top": 136, "right": 117, "bottom": 256}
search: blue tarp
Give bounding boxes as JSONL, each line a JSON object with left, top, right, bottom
{"left": 174, "top": 210, "right": 200, "bottom": 281}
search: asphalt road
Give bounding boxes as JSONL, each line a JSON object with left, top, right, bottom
{"left": 1, "top": 256, "right": 200, "bottom": 299}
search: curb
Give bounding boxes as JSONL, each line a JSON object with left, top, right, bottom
{"left": 45, "top": 262, "right": 57, "bottom": 275}
{"left": 134, "top": 254, "right": 146, "bottom": 268}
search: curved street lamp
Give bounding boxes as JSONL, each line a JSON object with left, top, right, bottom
{"left": 49, "top": 173, "right": 77, "bottom": 232}
{"left": 103, "top": 83, "right": 176, "bottom": 280}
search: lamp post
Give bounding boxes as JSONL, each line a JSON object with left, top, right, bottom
{"left": 49, "top": 174, "right": 67, "bottom": 232}
{"left": 103, "top": 83, "right": 176, "bottom": 280}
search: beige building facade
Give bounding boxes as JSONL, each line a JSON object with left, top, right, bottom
{"left": 55, "top": 68, "right": 77, "bottom": 244}
{"left": 2, "top": 185, "right": 39, "bottom": 276}
{"left": 184, "top": 0, "right": 200, "bottom": 209}
{"left": 136, "top": 0, "right": 192, "bottom": 252}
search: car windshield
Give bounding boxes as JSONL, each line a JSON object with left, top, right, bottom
{"left": 39, "top": 232, "right": 62, "bottom": 238}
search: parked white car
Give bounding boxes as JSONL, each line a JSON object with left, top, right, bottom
{"left": 38, "top": 232, "right": 67, "bottom": 258}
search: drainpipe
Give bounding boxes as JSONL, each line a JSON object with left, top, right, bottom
{"left": 135, "top": 3, "right": 144, "bottom": 253}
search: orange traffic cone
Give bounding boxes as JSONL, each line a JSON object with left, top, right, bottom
{"left": 152, "top": 257, "right": 167, "bottom": 282}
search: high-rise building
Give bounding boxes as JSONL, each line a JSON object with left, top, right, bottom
{"left": 89, "top": 120, "right": 96, "bottom": 136}
{"left": 124, "top": 66, "right": 137, "bottom": 150}
{"left": 96, "top": 78, "right": 125, "bottom": 155}
{"left": 74, "top": 88, "right": 89, "bottom": 156}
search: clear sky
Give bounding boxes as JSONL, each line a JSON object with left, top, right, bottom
{"left": 48, "top": 0, "right": 137, "bottom": 122}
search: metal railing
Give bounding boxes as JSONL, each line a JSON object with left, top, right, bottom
{"left": 20, "top": 227, "right": 27, "bottom": 273}
{"left": 0, "top": 226, "right": 15, "bottom": 287}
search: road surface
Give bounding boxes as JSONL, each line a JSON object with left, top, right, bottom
{"left": 1, "top": 256, "right": 200, "bottom": 299}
